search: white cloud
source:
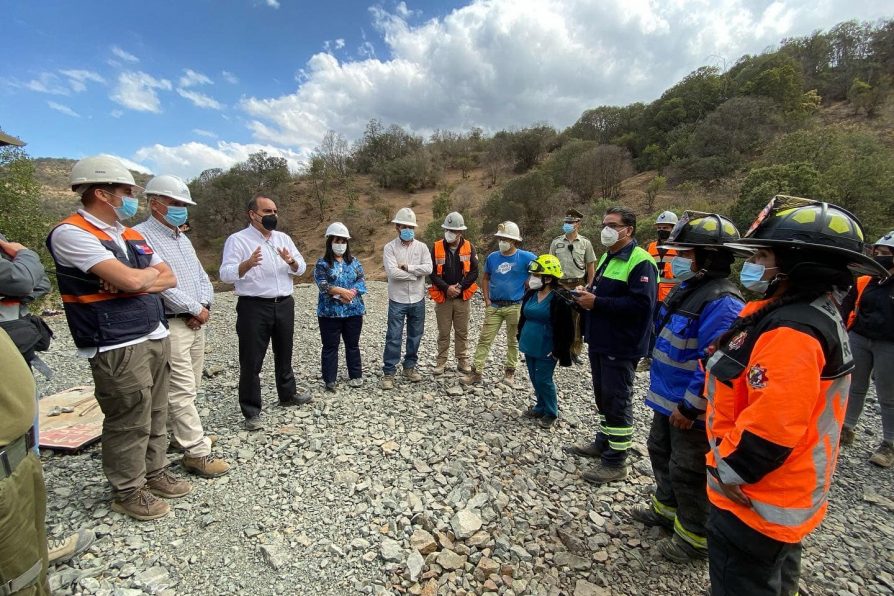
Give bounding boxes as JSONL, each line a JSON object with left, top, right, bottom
{"left": 177, "top": 88, "right": 224, "bottom": 110}
{"left": 265, "top": 0, "right": 280, "bottom": 8}
{"left": 240, "top": 0, "right": 892, "bottom": 150}
{"left": 111, "top": 71, "right": 172, "bottom": 113}
{"left": 23, "top": 73, "right": 70, "bottom": 95}
{"left": 101, "top": 154, "right": 154, "bottom": 175}
{"left": 324, "top": 38, "right": 346, "bottom": 52}
{"left": 60, "top": 69, "right": 105, "bottom": 92}
{"left": 47, "top": 101, "right": 80, "bottom": 118}
{"left": 193, "top": 128, "right": 218, "bottom": 138}
{"left": 133, "top": 141, "right": 306, "bottom": 180}
{"left": 111, "top": 46, "right": 139, "bottom": 63}
{"left": 221, "top": 70, "right": 239, "bottom": 84}
{"left": 179, "top": 68, "right": 213, "bottom": 88}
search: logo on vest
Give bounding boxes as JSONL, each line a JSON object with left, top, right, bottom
{"left": 728, "top": 331, "right": 748, "bottom": 351}
{"left": 747, "top": 364, "right": 769, "bottom": 389}
{"left": 132, "top": 243, "right": 154, "bottom": 255}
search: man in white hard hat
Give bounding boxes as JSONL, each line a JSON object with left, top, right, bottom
{"left": 382, "top": 207, "right": 433, "bottom": 389}
{"left": 47, "top": 155, "right": 190, "bottom": 521}
{"left": 462, "top": 221, "right": 535, "bottom": 386}
{"left": 648, "top": 211, "right": 680, "bottom": 303}
{"left": 134, "top": 176, "right": 230, "bottom": 478}
{"left": 220, "top": 194, "right": 309, "bottom": 431}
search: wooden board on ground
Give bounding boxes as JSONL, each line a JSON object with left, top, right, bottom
{"left": 38, "top": 386, "right": 103, "bottom": 451}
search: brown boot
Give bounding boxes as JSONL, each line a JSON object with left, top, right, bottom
{"left": 503, "top": 368, "right": 515, "bottom": 385}
{"left": 403, "top": 367, "right": 423, "bottom": 382}
{"left": 48, "top": 529, "right": 96, "bottom": 565}
{"left": 146, "top": 470, "right": 193, "bottom": 498}
{"left": 182, "top": 455, "right": 231, "bottom": 478}
{"left": 461, "top": 368, "right": 482, "bottom": 386}
{"left": 432, "top": 363, "right": 447, "bottom": 376}
{"left": 111, "top": 488, "right": 170, "bottom": 521}
{"left": 457, "top": 360, "right": 472, "bottom": 374}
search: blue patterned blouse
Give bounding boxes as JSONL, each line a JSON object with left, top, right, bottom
{"left": 314, "top": 257, "right": 367, "bottom": 318}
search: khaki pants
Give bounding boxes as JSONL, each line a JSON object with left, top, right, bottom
{"left": 472, "top": 304, "right": 521, "bottom": 372}
{"left": 0, "top": 454, "right": 49, "bottom": 595}
{"left": 167, "top": 319, "right": 211, "bottom": 457}
{"left": 89, "top": 338, "right": 171, "bottom": 497}
{"left": 434, "top": 298, "right": 471, "bottom": 368}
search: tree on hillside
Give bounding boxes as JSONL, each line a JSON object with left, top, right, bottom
{"left": 507, "top": 124, "right": 557, "bottom": 173}
{"left": 482, "top": 132, "right": 513, "bottom": 186}
{"left": 729, "top": 53, "right": 806, "bottom": 113}
{"left": 315, "top": 130, "right": 351, "bottom": 178}
{"left": 482, "top": 170, "right": 557, "bottom": 249}
{"left": 848, "top": 77, "right": 889, "bottom": 116}
{"left": 566, "top": 145, "right": 633, "bottom": 200}
{"left": 644, "top": 175, "right": 667, "bottom": 212}
{"left": 352, "top": 119, "right": 422, "bottom": 174}
{"left": 731, "top": 162, "right": 823, "bottom": 229}
{"left": 0, "top": 147, "right": 50, "bottom": 269}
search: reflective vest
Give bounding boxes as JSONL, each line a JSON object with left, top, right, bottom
{"left": 428, "top": 239, "right": 478, "bottom": 303}
{"left": 705, "top": 295, "right": 851, "bottom": 543}
{"left": 846, "top": 276, "right": 872, "bottom": 328}
{"left": 46, "top": 214, "right": 166, "bottom": 349}
{"left": 647, "top": 241, "right": 678, "bottom": 303}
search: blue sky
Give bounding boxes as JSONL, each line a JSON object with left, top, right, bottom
{"left": 3, "top": 1, "right": 891, "bottom": 180}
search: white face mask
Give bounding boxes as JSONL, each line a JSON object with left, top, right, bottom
{"left": 498, "top": 240, "right": 512, "bottom": 253}
{"left": 444, "top": 231, "right": 458, "bottom": 244}
{"left": 528, "top": 275, "right": 543, "bottom": 290}
{"left": 600, "top": 226, "right": 620, "bottom": 247}
{"left": 332, "top": 243, "right": 347, "bottom": 256}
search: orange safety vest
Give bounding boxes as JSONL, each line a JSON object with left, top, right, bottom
{"left": 846, "top": 275, "right": 871, "bottom": 329}
{"left": 705, "top": 296, "right": 851, "bottom": 543}
{"left": 647, "top": 241, "right": 678, "bottom": 303}
{"left": 428, "top": 239, "right": 478, "bottom": 303}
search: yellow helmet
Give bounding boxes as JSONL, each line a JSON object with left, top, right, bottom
{"left": 528, "top": 254, "right": 563, "bottom": 279}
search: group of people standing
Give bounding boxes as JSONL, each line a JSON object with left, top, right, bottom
{"left": 1, "top": 151, "right": 892, "bottom": 596}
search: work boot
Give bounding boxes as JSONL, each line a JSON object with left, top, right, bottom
{"left": 381, "top": 375, "right": 395, "bottom": 390}
{"left": 630, "top": 504, "right": 674, "bottom": 530}
{"left": 432, "top": 363, "right": 446, "bottom": 376}
{"left": 460, "top": 368, "right": 482, "bottom": 386}
{"left": 563, "top": 442, "right": 603, "bottom": 459}
{"left": 538, "top": 415, "right": 558, "bottom": 429}
{"left": 458, "top": 360, "right": 472, "bottom": 374}
{"left": 244, "top": 416, "right": 264, "bottom": 432}
{"left": 324, "top": 382, "right": 337, "bottom": 393}
{"left": 111, "top": 488, "right": 170, "bottom": 521}
{"left": 522, "top": 406, "right": 543, "bottom": 419}
{"left": 280, "top": 392, "right": 312, "bottom": 407}
{"left": 403, "top": 367, "right": 423, "bottom": 383}
{"left": 503, "top": 368, "right": 515, "bottom": 385}
{"left": 657, "top": 534, "right": 708, "bottom": 564}
{"left": 582, "top": 463, "right": 628, "bottom": 485}
{"left": 840, "top": 426, "right": 856, "bottom": 446}
{"left": 869, "top": 441, "right": 894, "bottom": 468}
{"left": 182, "top": 455, "right": 231, "bottom": 478}
{"left": 48, "top": 529, "right": 96, "bottom": 565}
{"left": 348, "top": 377, "right": 363, "bottom": 388}
{"left": 146, "top": 470, "right": 193, "bottom": 499}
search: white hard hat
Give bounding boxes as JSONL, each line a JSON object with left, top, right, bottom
{"left": 145, "top": 175, "right": 195, "bottom": 205}
{"left": 325, "top": 222, "right": 351, "bottom": 239}
{"left": 656, "top": 211, "right": 678, "bottom": 225}
{"left": 495, "top": 221, "right": 522, "bottom": 242}
{"left": 70, "top": 155, "right": 139, "bottom": 193}
{"left": 391, "top": 207, "right": 418, "bottom": 227}
{"left": 875, "top": 231, "right": 894, "bottom": 248}
{"left": 442, "top": 212, "right": 467, "bottom": 231}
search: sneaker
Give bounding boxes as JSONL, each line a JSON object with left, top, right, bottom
{"left": 48, "top": 529, "right": 96, "bottom": 565}
{"left": 522, "top": 407, "right": 543, "bottom": 419}
{"left": 324, "top": 382, "right": 337, "bottom": 392}
{"left": 403, "top": 367, "right": 423, "bottom": 383}
{"left": 348, "top": 377, "right": 363, "bottom": 388}
{"left": 244, "top": 416, "right": 264, "bottom": 432}
{"left": 630, "top": 504, "right": 674, "bottom": 530}
{"left": 460, "top": 369, "right": 482, "bottom": 386}
{"left": 146, "top": 470, "right": 193, "bottom": 499}
{"left": 538, "top": 415, "right": 558, "bottom": 429}
{"left": 381, "top": 375, "right": 395, "bottom": 390}
{"left": 503, "top": 368, "right": 515, "bottom": 385}
{"left": 563, "top": 442, "right": 603, "bottom": 459}
{"left": 657, "top": 534, "right": 708, "bottom": 564}
{"left": 280, "top": 392, "right": 313, "bottom": 407}
{"left": 111, "top": 488, "right": 170, "bottom": 521}
{"left": 840, "top": 426, "right": 856, "bottom": 446}
{"left": 182, "top": 455, "right": 231, "bottom": 478}
{"left": 869, "top": 442, "right": 894, "bottom": 468}
{"left": 432, "top": 364, "right": 446, "bottom": 376}
{"left": 582, "top": 463, "right": 629, "bottom": 485}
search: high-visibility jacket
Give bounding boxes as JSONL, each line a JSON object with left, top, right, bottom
{"left": 705, "top": 295, "right": 852, "bottom": 543}
{"left": 46, "top": 214, "right": 166, "bottom": 349}
{"left": 845, "top": 276, "right": 872, "bottom": 328}
{"left": 428, "top": 239, "right": 478, "bottom": 303}
{"left": 847, "top": 275, "right": 894, "bottom": 340}
{"left": 647, "top": 241, "right": 678, "bottom": 303}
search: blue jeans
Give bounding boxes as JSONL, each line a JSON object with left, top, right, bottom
{"left": 526, "top": 355, "right": 558, "bottom": 418}
{"left": 383, "top": 299, "right": 425, "bottom": 375}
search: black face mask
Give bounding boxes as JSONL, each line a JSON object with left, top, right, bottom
{"left": 258, "top": 214, "right": 278, "bottom": 231}
{"left": 656, "top": 229, "right": 671, "bottom": 242}
{"left": 874, "top": 254, "right": 894, "bottom": 270}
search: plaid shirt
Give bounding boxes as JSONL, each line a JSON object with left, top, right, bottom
{"left": 133, "top": 216, "right": 213, "bottom": 315}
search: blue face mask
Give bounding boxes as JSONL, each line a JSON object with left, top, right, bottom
{"left": 399, "top": 228, "right": 415, "bottom": 242}
{"left": 164, "top": 206, "right": 188, "bottom": 227}
{"left": 740, "top": 262, "right": 772, "bottom": 293}
{"left": 562, "top": 223, "right": 575, "bottom": 235}
{"left": 112, "top": 196, "right": 139, "bottom": 221}
{"left": 671, "top": 256, "right": 696, "bottom": 281}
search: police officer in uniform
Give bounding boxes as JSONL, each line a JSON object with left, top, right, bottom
{"left": 549, "top": 208, "right": 596, "bottom": 361}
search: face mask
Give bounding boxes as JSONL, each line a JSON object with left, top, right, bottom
{"left": 498, "top": 240, "right": 512, "bottom": 253}
{"left": 444, "top": 231, "right": 458, "bottom": 244}
{"left": 600, "top": 226, "right": 619, "bottom": 247}
{"left": 399, "top": 228, "right": 415, "bottom": 242}
{"left": 657, "top": 229, "right": 671, "bottom": 242}
{"left": 257, "top": 214, "right": 278, "bottom": 231}
{"left": 874, "top": 254, "right": 894, "bottom": 270}
{"left": 671, "top": 256, "right": 696, "bottom": 281}
{"left": 740, "top": 262, "right": 773, "bottom": 293}
{"left": 163, "top": 205, "right": 188, "bottom": 227}
{"left": 332, "top": 243, "right": 347, "bottom": 256}
{"left": 111, "top": 195, "right": 139, "bottom": 221}
{"left": 528, "top": 275, "right": 543, "bottom": 290}
{"left": 562, "top": 223, "right": 575, "bottom": 235}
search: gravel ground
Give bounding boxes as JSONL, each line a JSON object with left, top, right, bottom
{"left": 35, "top": 282, "right": 894, "bottom": 596}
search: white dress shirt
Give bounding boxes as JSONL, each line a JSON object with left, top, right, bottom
{"left": 383, "top": 237, "right": 433, "bottom": 304}
{"left": 219, "top": 225, "right": 306, "bottom": 298}
{"left": 48, "top": 209, "right": 169, "bottom": 357}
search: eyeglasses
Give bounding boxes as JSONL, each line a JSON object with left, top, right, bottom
{"left": 600, "top": 223, "right": 628, "bottom": 230}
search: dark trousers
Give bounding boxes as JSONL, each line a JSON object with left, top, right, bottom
{"left": 708, "top": 505, "right": 802, "bottom": 596}
{"left": 236, "top": 296, "right": 296, "bottom": 419}
{"left": 589, "top": 351, "right": 637, "bottom": 466}
{"left": 319, "top": 316, "right": 363, "bottom": 383}
{"left": 647, "top": 411, "right": 710, "bottom": 541}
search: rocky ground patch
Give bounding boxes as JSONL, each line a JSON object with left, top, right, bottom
{"left": 37, "top": 282, "right": 894, "bottom": 595}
